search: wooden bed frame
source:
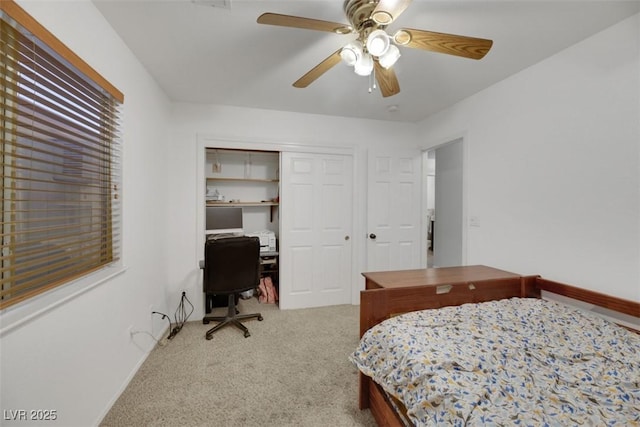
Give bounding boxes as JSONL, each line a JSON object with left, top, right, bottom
{"left": 357, "top": 273, "right": 640, "bottom": 427}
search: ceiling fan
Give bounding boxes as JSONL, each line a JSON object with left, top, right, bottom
{"left": 257, "top": 0, "right": 493, "bottom": 97}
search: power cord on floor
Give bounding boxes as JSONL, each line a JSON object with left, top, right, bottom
{"left": 130, "top": 327, "right": 168, "bottom": 347}
{"left": 150, "top": 292, "right": 194, "bottom": 341}
{"left": 168, "top": 291, "right": 194, "bottom": 339}
{"left": 151, "top": 311, "right": 171, "bottom": 343}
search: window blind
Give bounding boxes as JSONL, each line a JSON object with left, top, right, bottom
{"left": 1, "top": 0, "right": 123, "bottom": 309}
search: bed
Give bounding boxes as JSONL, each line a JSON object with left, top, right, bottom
{"left": 351, "top": 266, "right": 640, "bottom": 426}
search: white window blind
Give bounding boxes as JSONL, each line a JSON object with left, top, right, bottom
{"left": 1, "top": 0, "right": 123, "bottom": 309}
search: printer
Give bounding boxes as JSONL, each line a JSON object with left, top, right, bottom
{"left": 245, "top": 230, "right": 276, "bottom": 252}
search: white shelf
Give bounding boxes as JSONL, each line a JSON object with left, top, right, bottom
{"left": 206, "top": 177, "right": 278, "bottom": 183}
{"left": 206, "top": 148, "right": 280, "bottom": 223}
{"left": 206, "top": 201, "right": 278, "bottom": 207}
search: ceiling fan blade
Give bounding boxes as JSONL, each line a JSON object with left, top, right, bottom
{"left": 374, "top": 61, "right": 400, "bottom": 98}
{"left": 394, "top": 28, "right": 493, "bottom": 60}
{"left": 371, "top": 0, "right": 412, "bottom": 25}
{"left": 257, "top": 13, "right": 352, "bottom": 34}
{"left": 293, "top": 49, "right": 343, "bottom": 88}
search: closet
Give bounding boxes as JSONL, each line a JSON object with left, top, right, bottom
{"left": 201, "top": 144, "right": 354, "bottom": 310}
{"left": 205, "top": 149, "right": 280, "bottom": 292}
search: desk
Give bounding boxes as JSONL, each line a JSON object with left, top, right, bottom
{"left": 362, "top": 265, "right": 520, "bottom": 290}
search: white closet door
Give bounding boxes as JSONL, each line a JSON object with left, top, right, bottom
{"left": 366, "top": 149, "right": 422, "bottom": 271}
{"left": 280, "top": 152, "right": 353, "bottom": 309}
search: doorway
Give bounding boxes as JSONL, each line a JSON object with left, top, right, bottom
{"left": 425, "top": 150, "right": 435, "bottom": 267}
{"left": 424, "top": 138, "right": 464, "bottom": 267}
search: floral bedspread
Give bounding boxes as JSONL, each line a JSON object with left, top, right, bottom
{"left": 350, "top": 298, "right": 640, "bottom": 426}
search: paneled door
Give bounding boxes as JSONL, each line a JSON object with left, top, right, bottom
{"left": 280, "top": 152, "right": 353, "bottom": 309}
{"left": 367, "top": 149, "right": 423, "bottom": 271}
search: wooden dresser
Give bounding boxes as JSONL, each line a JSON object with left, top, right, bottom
{"left": 362, "top": 265, "right": 521, "bottom": 290}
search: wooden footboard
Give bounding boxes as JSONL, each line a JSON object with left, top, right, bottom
{"left": 356, "top": 270, "right": 640, "bottom": 421}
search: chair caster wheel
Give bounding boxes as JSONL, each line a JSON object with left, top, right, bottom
{"left": 206, "top": 334, "right": 213, "bottom": 340}
{"left": 244, "top": 331, "right": 250, "bottom": 338}
{"left": 258, "top": 316, "right": 264, "bottom": 321}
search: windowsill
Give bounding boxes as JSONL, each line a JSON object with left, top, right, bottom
{"left": 0, "top": 264, "right": 128, "bottom": 337}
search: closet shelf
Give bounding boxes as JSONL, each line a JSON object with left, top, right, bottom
{"left": 206, "top": 177, "right": 278, "bottom": 183}
{"left": 206, "top": 201, "right": 279, "bottom": 207}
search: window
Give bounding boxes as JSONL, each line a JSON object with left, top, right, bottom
{"left": 0, "top": 0, "right": 123, "bottom": 309}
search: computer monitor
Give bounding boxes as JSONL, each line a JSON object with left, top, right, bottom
{"left": 205, "top": 206, "right": 243, "bottom": 235}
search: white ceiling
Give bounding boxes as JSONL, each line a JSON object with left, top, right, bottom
{"left": 93, "top": 0, "right": 640, "bottom": 122}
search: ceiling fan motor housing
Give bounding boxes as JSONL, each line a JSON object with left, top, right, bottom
{"left": 344, "top": 0, "right": 385, "bottom": 36}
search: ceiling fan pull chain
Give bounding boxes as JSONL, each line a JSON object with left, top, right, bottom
{"left": 368, "top": 70, "right": 377, "bottom": 94}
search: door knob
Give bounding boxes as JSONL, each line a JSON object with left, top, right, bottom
{"left": 344, "top": 235, "right": 350, "bottom": 241}
{"left": 369, "top": 233, "right": 377, "bottom": 239}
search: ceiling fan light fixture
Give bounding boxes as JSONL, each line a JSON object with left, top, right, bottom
{"left": 371, "top": 10, "right": 393, "bottom": 25}
{"left": 354, "top": 53, "right": 374, "bottom": 76}
{"left": 340, "top": 41, "right": 363, "bottom": 66}
{"left": 378, "top": 44, "right": 400, "bottom": 69}
{"left": 393, "top": 29, "right": 411, "bottom": 46}
{"left": 366, "top": 29, "right": 390, "bottom": 57}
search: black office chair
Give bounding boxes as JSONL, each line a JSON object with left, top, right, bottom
{"left": 202, "top": 236, "right": 263, "bottom": 340}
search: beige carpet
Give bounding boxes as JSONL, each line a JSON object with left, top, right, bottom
{"left": 101, "top": 298, "right": 376, "bottom": 426}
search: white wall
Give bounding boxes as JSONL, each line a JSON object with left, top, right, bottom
{"left": 0, "top": 1, "right": 173, "bottom": 426}
{"left": 417, "top": 14, "right": 640, "bottom": 301}
{"left": 168, "top": 104, "right": 420, "bottom": 318}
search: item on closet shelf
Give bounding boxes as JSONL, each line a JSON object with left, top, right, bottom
{"left": 244, "top": 154, "right": 252, "bottom": 178}
{"left": 207, "top": 188, "right": 225, "bottom": 202}
{"left": 212, "top": 150, "right": 222, "bottom": 173}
